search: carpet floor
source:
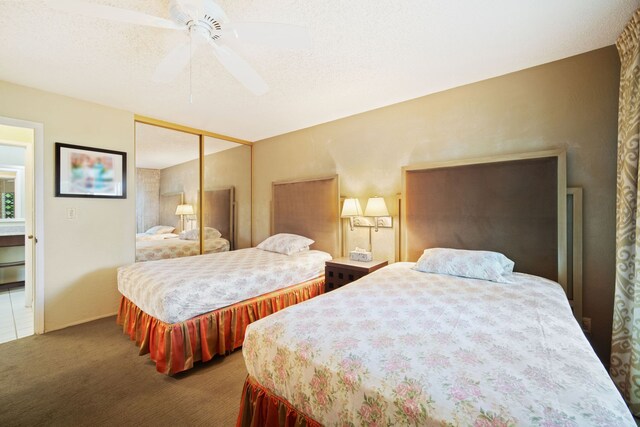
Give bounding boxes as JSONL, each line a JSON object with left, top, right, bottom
{"left": 0, "top": 316, "right": 248, "bottom": 426}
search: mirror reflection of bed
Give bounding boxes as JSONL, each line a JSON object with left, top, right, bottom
{"left": 134, "top": 122, "right": 251, "bottom": 262}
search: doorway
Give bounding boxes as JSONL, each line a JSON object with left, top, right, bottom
{"left": 0, "top": 117, "right": 44, "bottom": 342}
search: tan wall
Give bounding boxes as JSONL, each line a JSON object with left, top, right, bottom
{"left": 0, "top": 80, "right": 135, "bottom": 331}
{"left": 160, "top": 144, "right": 252, "bottom": 248}
{"left": 253, "top": 46, "right": 620, "bottom": 364}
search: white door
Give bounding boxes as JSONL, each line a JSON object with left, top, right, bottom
{"left": 0, "top": 116, "right": 44, "bottom": 334}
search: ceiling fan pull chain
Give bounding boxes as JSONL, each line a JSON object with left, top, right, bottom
{"left": 189, "top": 26, "right": 194, "bottom": 104}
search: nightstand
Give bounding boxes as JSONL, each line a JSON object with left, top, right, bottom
{"left": 324, "top": 257, "right": 388, "bottom": 292}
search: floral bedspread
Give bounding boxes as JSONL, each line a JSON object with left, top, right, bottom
{"left": 135, "top": 237, "right": 229, "bottom": 262}
{"left": 118, "top": 248, "right": 331, "bottom": 323}
{"left": 243, "top": 262, "right": 634, "bottom": 426}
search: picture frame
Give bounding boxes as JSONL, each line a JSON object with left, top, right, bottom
{"left": 55, "top": 142, "right": 127, "bottom": 198}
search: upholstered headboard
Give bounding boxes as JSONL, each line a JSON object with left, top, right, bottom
{"left": 159, "top": 192, "right": 183, "bottom": 231}
{"left": 203, "top": 187, "right": 234, "bottom": 248}
{"left": 271, "top": 176, "right": 341, "bottom": 258}
{"left": 402, "top": 150, "right": 567, "bottom": 287}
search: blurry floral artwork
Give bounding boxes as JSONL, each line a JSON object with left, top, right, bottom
{"left": 56, "top": 143, "right": 126, "bottom": 198}
{"left": 69, "top": 152, "right": 114, "bottom": 193}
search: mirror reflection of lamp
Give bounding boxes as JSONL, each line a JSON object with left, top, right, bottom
{"left": 175, "top": 204, "right": 194, "bottom": 232}
{"left": 364, "top": 197, "right": 389, "bottom": 232}
{"left": 341, "top": 198, "right": 363, "bottom": 231}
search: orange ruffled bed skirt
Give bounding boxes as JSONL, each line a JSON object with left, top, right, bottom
{"left": 117, "top": 276, "right": 325, "bottom": 375}
{"left": 237, "top": 375, "right": 322, "bottom": 427}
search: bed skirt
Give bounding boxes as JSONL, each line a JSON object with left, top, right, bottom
{"left": 237, "top": 375, "right": 321, "bottom": 427}
{"left": 116, "top": 276, "right": 325, "bottom": 375}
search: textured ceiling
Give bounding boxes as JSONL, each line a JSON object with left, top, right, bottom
{"left": 0, "top": 1, "right": 637, "bottom": 142}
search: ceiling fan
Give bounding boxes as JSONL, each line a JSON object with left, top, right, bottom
{"left": 46, "top": 0, "right": 312, "bottom": 95}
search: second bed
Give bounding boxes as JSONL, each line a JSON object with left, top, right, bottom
{"left": 117, "top": 176, "right": 340, "bottom": 374}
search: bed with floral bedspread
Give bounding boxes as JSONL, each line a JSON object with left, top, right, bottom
{"left": 239, "top": 262, "right": 634, "bottom": 426}
{"left": 118, "top": 247, "right": 331, "bottom": 374}
{"left": 135, "top": 236, "right": 230, "bottom": 262}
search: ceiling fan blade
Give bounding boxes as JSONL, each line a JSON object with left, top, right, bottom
{"left": 210, "top": 42, "right": 269, "bottom": 95}
{"left": 46, "top": 0, "right": 183, "bottom": 30}
{"left": 225, "top": 23, "right": 311, "bottom": 51}
{"left": 152, "top": 42, "right": 193, "bottom": 83}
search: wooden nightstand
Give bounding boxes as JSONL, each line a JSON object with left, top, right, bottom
{"left": 325, "top": 257, "right": 388, "bottom": 292}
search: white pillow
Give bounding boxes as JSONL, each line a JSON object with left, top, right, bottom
{"left": 256, "top": 233, "right": 314, "bottom": 255}
{"left": 413, "top": 248, "right": 514, "bottom": 283}
{"left": 179, "top": 227, "right": 222, "bottom": 241}
{"left": 145, "top": 225, "right": 175, "bottom": 235}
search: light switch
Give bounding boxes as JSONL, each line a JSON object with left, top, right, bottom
{"left": 66, "top": 207, "right": 77, "bottom": 220}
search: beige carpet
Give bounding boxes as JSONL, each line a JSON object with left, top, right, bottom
{"left": 0, "top": 316, "right": 248, "bottom": 426}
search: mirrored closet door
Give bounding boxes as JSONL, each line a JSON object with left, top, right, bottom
{"left": 134, "top": 118, "right": 251, "bottom": 262}
{"left": 203, "top": 136, "right": 251, "bottom": 250}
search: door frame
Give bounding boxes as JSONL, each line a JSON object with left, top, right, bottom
{"left": 0, "top": 116, "right": 44, "bottom": 334}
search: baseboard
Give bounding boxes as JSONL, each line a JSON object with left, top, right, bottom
{"left": 44, "top": 311, "right": 118, "bottom": 334}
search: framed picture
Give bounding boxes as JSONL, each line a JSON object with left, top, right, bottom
{"left": 55, "top": 143, "right": 127, "bottom": 198}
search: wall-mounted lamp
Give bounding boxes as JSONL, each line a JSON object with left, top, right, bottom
{"left": 175, "top": 204, "right": 194, "bottom": 232}
{"left": 364, "top": 197, "right": 389, "bottom": 232}
{"left": 341, "top": 198, "right": 363, "bottom": 231}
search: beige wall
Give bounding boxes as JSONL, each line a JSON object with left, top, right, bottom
{"left": 253, "top": 46, "right": 620, "bottom": 364}
{"left": 0, "top": 123, "right": 33, "bottom": 143}
{"left": 160, "top": 144, "right": 252, "bottom": 248}
{"left": 0, "top": 80, "right": 135, "bottom": 331}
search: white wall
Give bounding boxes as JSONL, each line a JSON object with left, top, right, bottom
{"left": 0, "top": 80, "right": 135, "bottom": 331}
{"left": 0, "top": 144, "right": 25, "bottom": 166}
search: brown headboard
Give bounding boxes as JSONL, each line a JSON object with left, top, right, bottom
{"left": 203, "top": 187, "right": 234, "bottom": 249}
{"left": 159, "top": 192, "right": 183, "bottom": 231}
{"left": 402, "top": 150, "right": 567, "bottom": 286}
{"left": 271, "top": 176, "right": 340, "bottom": 257}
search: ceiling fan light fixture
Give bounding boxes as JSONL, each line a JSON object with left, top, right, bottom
{"left": 47, "top": 0, "right": 311, "bottom": 95}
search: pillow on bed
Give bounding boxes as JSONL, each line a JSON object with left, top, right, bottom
{"left": 145, "top": 225, "right": 175, "bottom": 235}
{"left": 179, "top": 227, "right": 222, "bottom": 240}
{"left": 256, "top": 233, "right": 314, "bottom": 255}
{"left": 413, "top": 248, "right": 514, "bottom": 282}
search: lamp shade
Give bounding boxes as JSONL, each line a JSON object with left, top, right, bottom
{"left": 175, "top": 204, "right": 194, "bottom": 215}
{"left": 364, "top": 197, "right": 389, "bottom": 217}
{"left": 341, "top": 198, "right": 363, "bottom": 217}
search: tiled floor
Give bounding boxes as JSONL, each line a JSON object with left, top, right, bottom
{"left": 0, "top": 286, "right": 34, "bottom": 344}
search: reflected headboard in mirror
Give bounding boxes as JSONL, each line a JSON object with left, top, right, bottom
{"left": 159, "top": 192, "right": 183, "bottom": 232}
{"left": 204, "top": 187, "right": 234, "bottom": 249}
{"left": 402, "top": 149, "right": 567, "bottom": 289}
{"left": 271, "top": 175, "right": 340, "bottom": 258}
